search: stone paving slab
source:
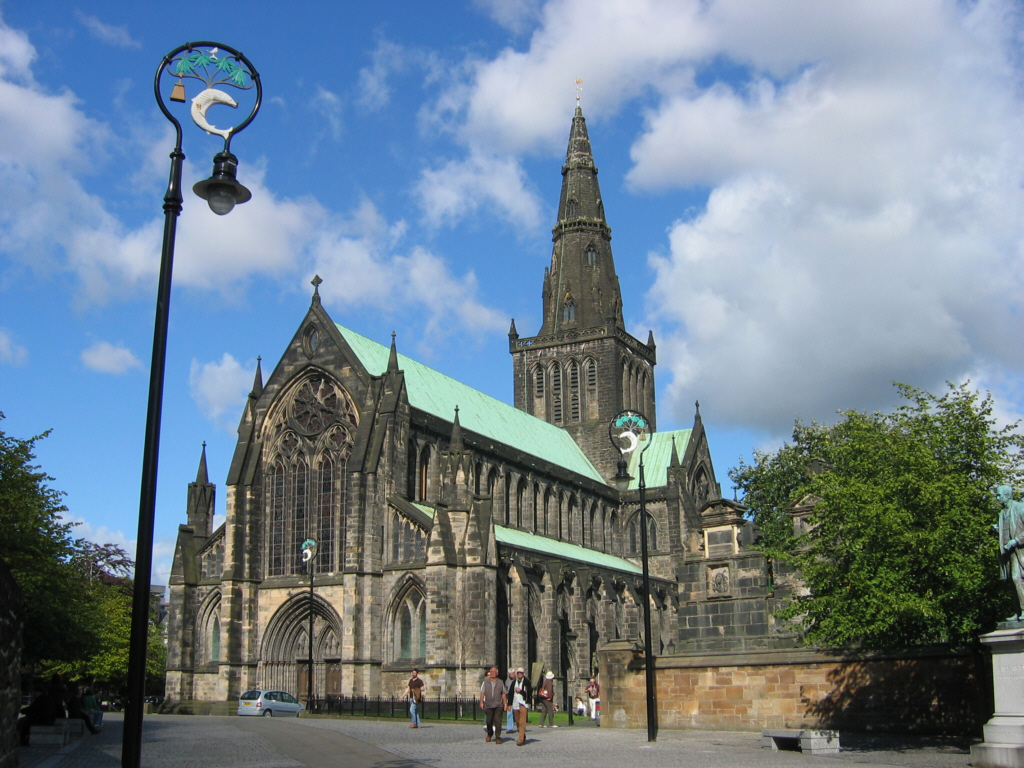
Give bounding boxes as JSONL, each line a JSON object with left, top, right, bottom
{"left": 11, "top": 712, "right": 979, "bottom": 768}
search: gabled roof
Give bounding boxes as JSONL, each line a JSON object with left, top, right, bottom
{"left": 623, "top": 429, "right": 692, "bottom": 491}
{"left": 337, "top": 323, "right": 606, "bottom": 483}
{"left": 407, "top": 502, "right": 641, "bottom": 575}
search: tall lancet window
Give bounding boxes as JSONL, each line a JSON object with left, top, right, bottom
{"left": 290, "top": 457, "right": 308, "bottom": 574}
{"left": 551, "top": 365, "right": 563, "bottom": 423}
{"left": 586, "top": 244, "right": 597, "bottom": 266}
{"left": 269, "top": 461, "right": 286, "bottom": 576}
{"left": 316, "top": 456, "right": 334, "bottom": 574}
{"left": 562, "top": 296, "right": 576, "bottom": 322}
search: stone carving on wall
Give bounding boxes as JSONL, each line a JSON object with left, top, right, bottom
{"left": 707, "top": 565, "right": 730, "bottom": 597}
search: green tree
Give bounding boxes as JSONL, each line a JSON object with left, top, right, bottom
{"left": 44, "top": 576, "right": 166, "bottom": 693}
{"left": 730, "top": 383, "right": 1024, "bottom": 650}
{"left": 0, "top": 413, "right": 95, "bottom": 664}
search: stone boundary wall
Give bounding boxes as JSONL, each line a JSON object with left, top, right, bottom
{"left": 598, "top": 640, "right": 991, "bottom": 737}
{"left": 0, "top": 558, "right": 23, "bottom": 768}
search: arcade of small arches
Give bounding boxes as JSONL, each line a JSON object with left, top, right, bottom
{"left": 402, "top": 436, "right": 666, "bottom": 558}
{"left": 530, "top": 356, "right": 598, "bottom": 424}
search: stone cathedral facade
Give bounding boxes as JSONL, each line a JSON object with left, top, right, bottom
{"left": 166, "top": 107, "right": 782, "bottom": 705}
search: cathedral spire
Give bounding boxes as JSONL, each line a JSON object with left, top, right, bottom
{"left": 250, "top": 356, "right": 263, "bottom": 399}
{"left": 196, "top": 441, "right": 209, "bottom": 485}
{"left": 387, "top": 332, "right": 399, "bottom": 373}
{"left": 449, "top": 406, "right": 463, "bottom": 453}
{"left": 540, "top": 106, "right": 624, "bottom": 335}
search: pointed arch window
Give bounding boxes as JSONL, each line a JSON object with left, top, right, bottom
{"left": 516, "top": 478, "right": 527, "bottom": 528}
{"left": 419, "top": 444, "right": 431, "bottom": 501}
{"left": 290, "top": 458, "right": 309, "bottom": 574}
{"left": 586, "top": 244, "right": 597, "bottom": 266}
{"left": 316, "top": 456, "right": 335, "bottom": 574}
{"left": 568, "top": 360, "right": 580, "bottom": 422}
{"left": 551, "top": 365, "right": 563, "bottom": 423}
{"left": 394, "top": 588, "right": 427, "bottom": 661}
{"left": 562, "top": 296, "right": 576, "bottom": 322}
{"left": 269, "top": 461, "right": 286, "bottom": 576}
{"left": 567, "top": 198, "right": 579, "bottom": 218}
{"left": 209, "top": 615, "right": 221, "bottom": 662}
{"left": 533, "top": 366, "right": 545, "bottom": 398}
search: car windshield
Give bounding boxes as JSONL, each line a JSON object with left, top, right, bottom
{"left": 239, "top": 691, "right": 261, "bottom": 701}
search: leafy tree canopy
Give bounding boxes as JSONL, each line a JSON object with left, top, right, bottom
{"left": 0, "top": 413, "right": 95, "bottom": 663}
{"left": 729, "top": 383, "right": 1024, "bottom": 650}
{"left": 0, "top": 413, "right": 165, "bottom": 691}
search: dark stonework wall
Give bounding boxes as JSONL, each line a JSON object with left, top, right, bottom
{"left": 0, "top": 558, "right": 22, "bottom": 768}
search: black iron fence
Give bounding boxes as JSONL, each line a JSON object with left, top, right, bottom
{"left": 306, "top": 695, "right": 483, "bottom": 720}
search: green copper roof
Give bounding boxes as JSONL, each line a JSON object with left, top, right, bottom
{"left": 624, "top": 429, "right": 692, "bottom": 490}
{"left": 495, "top": 525, "right": 642, "bottom": 574}
{"left": 408, "top": 503, "right": 641, "bottom": 575}
{"left": 337, "top": 323, "right": 605, "bottom": 483}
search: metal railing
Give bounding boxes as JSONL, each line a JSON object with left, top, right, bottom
{"left": 305, "top": 695, "right": 482, "bottom": 720}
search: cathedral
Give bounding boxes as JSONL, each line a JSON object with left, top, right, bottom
{"left": 166, "top": 106, "right": 769, "bottom": 705}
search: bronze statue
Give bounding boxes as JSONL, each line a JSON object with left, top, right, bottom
{"left": 998, "top": 485, "right": 1024, "bottom": 620}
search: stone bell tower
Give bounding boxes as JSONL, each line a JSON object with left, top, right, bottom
{"left": 510, "top": 105, "right": 656, "bottom": 479}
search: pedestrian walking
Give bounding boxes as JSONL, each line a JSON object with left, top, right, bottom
{"left": 404, "top": 669, "right": 425, "bottom": 728}
{"left": 479, "top": 666, "right": 507, "bottom": 743}
{"left": 537, "top": 670, "right": 556, "bottom": 727}
{"left": 504, "top": 667, "right": 516, "bottom": 733}
{"left": 585, "top": 677, "right": 600, "bottom": 720}
{"left": 511, "top": 667, "right": 532, "bottom": 745}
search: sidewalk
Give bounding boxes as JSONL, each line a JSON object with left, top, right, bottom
{"left": 10, "top": 713, "right": 979, "bottom": 768}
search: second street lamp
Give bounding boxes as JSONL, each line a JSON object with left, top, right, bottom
{"left": 609, "top": 410, "right": 657, "bottom": 742}
{"left": 123, "top": 42, "right": 261, "bottom": 768}
{"left": 301, "top": 538, "right": 318, "bottom": 710}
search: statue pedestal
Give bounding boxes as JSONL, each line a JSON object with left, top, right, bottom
{"left": 972, "top": 626, "right": 1024, "bottom": 768}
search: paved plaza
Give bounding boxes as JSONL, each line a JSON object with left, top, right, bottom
{"left": 14, "top": 713, "right": 979, "bottom": 768}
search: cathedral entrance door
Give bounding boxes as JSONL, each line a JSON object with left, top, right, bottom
{"left": 326, "top": 661, "right": 342, "bottom": 696}
{"left": 296, "top": 664, "right": 310, "bottom": 703}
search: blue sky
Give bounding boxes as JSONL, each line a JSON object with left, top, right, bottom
{"left": 2, "top": 1, "right": 1024, "bottom": 589}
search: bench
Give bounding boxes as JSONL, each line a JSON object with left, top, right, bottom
{"left": 762, "top": 729, "right": 840, "bottom": 755}
{"left": 29, "top": 724, "right": 69, "bottom": 746}
{"left": 29, "top": 718, "right": 86, "bottom": 746}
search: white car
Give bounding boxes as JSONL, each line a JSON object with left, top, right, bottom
{"left": 237, "top": 690, "right": 304, "bottom": 717}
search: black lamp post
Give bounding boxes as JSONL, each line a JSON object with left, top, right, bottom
{"left": 610, "top": 410, "right": 657, "bottom": 742}
{"left": 565, "top": 628, "right": 578, "bottom": 726}
{"left": 301, "top": 538, "right": 318, "bottom": 711}
{"left": 123, "top": 43, "right": 260, "bottom": 768}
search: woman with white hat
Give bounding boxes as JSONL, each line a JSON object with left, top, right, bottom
{"left": 537, "top": 670, "right": 556, "bottom": 728}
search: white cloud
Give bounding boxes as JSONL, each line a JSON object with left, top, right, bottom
{"left": 473, "top": 0, "right": 543, "bottom": 34}
{"left": 0, "top": 327, "right": 27, "bottom": 365}
{"left": 357, "top": 38, "right": 407, "bottom": 112}
{"left": 0, "top": 21, "right": 34, "bottom": 81}
{"left": 75, "top": 11, "right": 142, "bottom": 49}
{"left": 415, "top": 149, "right": 543, "bottom": 230}
{"left": 189, "top": 353, "right": 254, "bottom": 430}
{"left": 81, "top": 341, "right": 142, "bottom": 374}
{"left": 313, "top": 86, "right": 343, "bottom": 140}
{"left": 425, "top": 0, "right": 1024, "bottom": 432}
